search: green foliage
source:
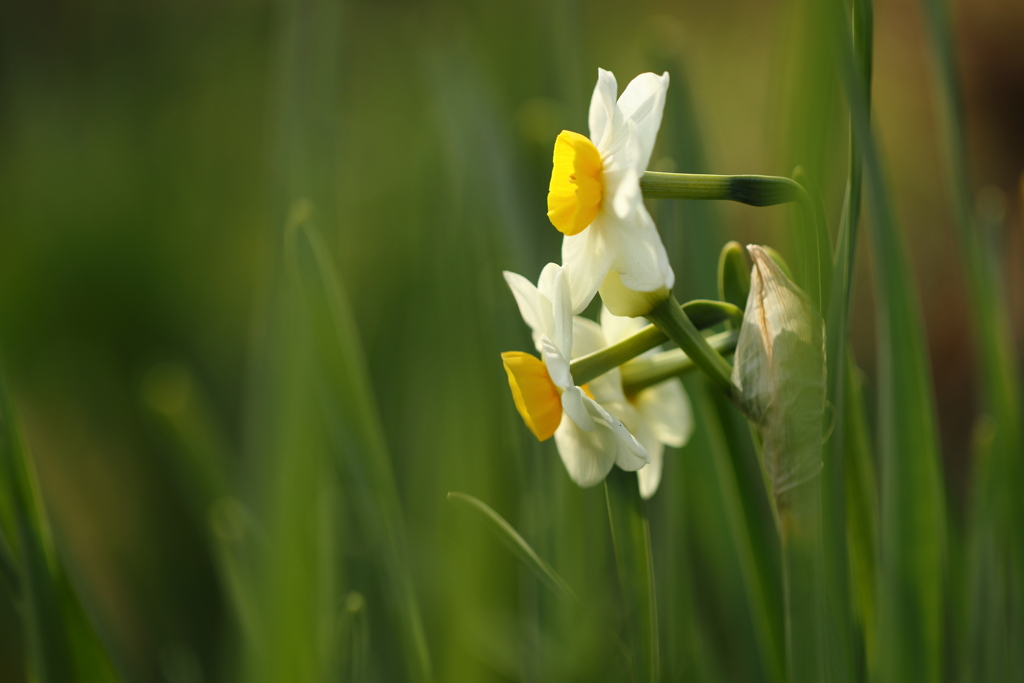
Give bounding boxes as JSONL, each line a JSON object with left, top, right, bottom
{"left": 0, "top": 0, "right": 1020, "bottom": 681}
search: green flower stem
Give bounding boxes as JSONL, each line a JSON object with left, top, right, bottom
{"left": 640, "top": 171, "right": 811, "bottom": 208}
{"left": 647, "top": 295, "right": 735, "bottom": 396}
{"left": 641, "top": 171, "right": 828, "bottom": 310}
{"left": 621, "top": 330, "right": 739, "bottom": 396}
{"left": 569, "top": 299, "right": 740, "bottom": 387}
{"left": 605, "top": 468, "right": 659, "bottom": 683}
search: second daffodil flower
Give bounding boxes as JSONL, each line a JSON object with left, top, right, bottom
{"left": 599, "top": 307, "right": 694, "bottom": 499}
{"left": 547, "top": 68, "right": 674, "bottom": 317}
{"left": 500, "top": 263, "right": 648, "bottom": 487}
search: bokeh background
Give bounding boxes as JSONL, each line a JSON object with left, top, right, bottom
{"left": 0, "top": 0, "right": 1022, "bottom": 681}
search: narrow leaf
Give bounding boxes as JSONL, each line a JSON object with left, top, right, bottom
{"left": 447, "top": 492, "right": 575, "bottom": 601}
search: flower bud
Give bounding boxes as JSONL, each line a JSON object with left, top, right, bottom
{"left": 731, "top": 245, "right": 826, "bottom": 497}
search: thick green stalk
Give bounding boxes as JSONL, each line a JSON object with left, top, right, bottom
{"left": 570, "top": 300, "right": 740, "bottom": 386}
{"left": 605, "top": 469, "right": 659, "bottom": 683}
{"left": 696, "top": 387, "right": 785, "bottom": 683}
{"left": 620, "top": 330, "right": 739, "bottom": 396}
{"left": 778, "top": 479, "right": 827, "bottom": 683}
{"left": 646, "top": 295, "right": 734, "bottom": 396}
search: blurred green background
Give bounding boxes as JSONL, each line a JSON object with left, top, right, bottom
{"left": 0, "top": 0, "right": 1022, "bottom": 681}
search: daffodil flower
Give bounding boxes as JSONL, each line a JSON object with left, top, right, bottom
{"left": 501, "top": 263, "right": 648, "bottom": 487}
{"left": 599, "top": 306, "right": 694, "bottom": 499}
{"left": 547, "top": 68, "right": 674, "bottom": 316}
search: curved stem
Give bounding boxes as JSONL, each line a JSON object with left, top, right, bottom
{"left": 569, "top": 300, "right": 740, "bottom": 386}
{"left": 620, "top": 330, "right": 739, "bottom": 396}
{"left": 646, "top": 295, "right": 734, "bottom": 396}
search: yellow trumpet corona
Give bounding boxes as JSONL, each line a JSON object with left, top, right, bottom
{"left": 547, "top": 130, "right": 603, "bottom": 236}
{"left": 501, "top": 351, "right": 562, "bottom": 441}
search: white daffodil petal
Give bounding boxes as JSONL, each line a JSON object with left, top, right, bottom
{"left": 584, "top": 396, "right": 648, "bottom": 464}
{"left": 563, "top": 220, "right": 617, "bottom": 313}
{"left": 637, "top": 439, "right": 666, "bottom": 500}
{"left": 553, "top": 416, "right": 618, "bottom": 488}
{"left": 608, "top": 206, "right": 675, "bottom": 293}
{"left": 635, "top": 378, "right": 694, "bottom": 448}
{"left": 550, "top": 267, "right": 574, "bottom": 360}
{"left": 537, "top": 262, "right": 561, "bottom": 296}
{"left": 503, "top": 271, "right": 548, "bottom": 336}
{"left": 600, "top": 305, "right": 648, "bottom": 346}
{"left": 613, "top": 168, "right": 641, "bottom": 219}
{"left": 562, "top": 386, "right": 595, "bottom": 431}
{"left": 589, "top": 68, "right": 619, "bottom": 150}
{"left": 570, "top": 316, "right": 606, "bottom": 359}
{"left": 603, "top": 400, "right": 649, "bottom": 472}
{"left": 540, "top": 336, "right": 573, "bottom": 389}
{"left": 616, "top": 72, "right": 670, "bottom": 171}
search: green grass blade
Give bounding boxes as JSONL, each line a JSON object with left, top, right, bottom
{"left": 820, "top": 1, "right": 873, "bottom": 681}
{"left": 0, "top": 364, "right": 121, "bottom": 683}
{"left": 604, "top": 469, "right": 659, "bottom": 683}
{"left": 843, "top": 357, "right": 880, "bottom": 680}
{"left": 447, "top": 492, "right": 575, "bottom": 602}
{"left": 917, "top": 1, "right": 1024, "bottom": 680}
{"left": 832, "top": 5, "right": 947, "bottom": 683}
{"left": 339, "top": 592, "right": 370, "bottom": 683}
{"left": 290, "top": 218, "right": 433, "bottom": 683}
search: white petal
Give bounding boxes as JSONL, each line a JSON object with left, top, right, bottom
{"left": 613, "top": 168, "right": 641, "bottom": 219}
{"left": 561, "top": 386, "right": 595, "bottom": 431}
{"left": 608, "top": 205, "right": 675, "bottom": 292}
{"left": 588, "top": 68, "right": 619, "bottom": 150}
{"left": 588, "top": 370, "right": 626, "bottom": 404}
{"left": 503, "top": 270, "right": 550, "bottom": 337}
{"left": 553, "top": 416, "right": 618, "bottom": 487}
{"left": 537, "top": 262, "right": 561, "bottom": 296}
{"left": 637, "top": 439, "right": 666, "bottom": 499}
{"left": 541, "top": 336, "right": 573, "bottom": 389}
{"left": 570, "top": 316, "right": 606, "bottom": 359}
{"left": 584, "top": 396, "right": 648, "bottom": 465}
{"left": 635, "top": 378, "right": 693, "bottom": 447}
{"left": 602, "top": 400, "right": 649, "bottom": 472}
{"left": 550, "top": 267, "right": 574, "bottom": 360}
{"left": 600, "top": 304, "right": 648, "bottom": 346}
{"left": 562, "top": 218, "right": 617, "bottom": 313}
{"left": 616, "top": 72, "right": 669, "bottom": 172}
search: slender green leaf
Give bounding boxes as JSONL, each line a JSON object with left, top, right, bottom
{"left": 447, "top": 492, "right": 575, "bottom": 601}
{"left": 833, "top": 4, "right": 947, "bottom": 682}
{"left": 291, "top": 218, "right": 433, "bottom": 683}
{"left": 843, "top": 358, "right": 879, "bottom": 679}
{"left": 0, "top": 364, "right": 121, "bottom": 683}
{"left": 604, "top": 469, "right": 659, "bottom": 683}
{"left": 917, "top": 1, "right": 1024, "bottom": 680}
